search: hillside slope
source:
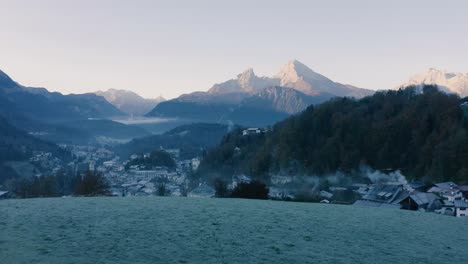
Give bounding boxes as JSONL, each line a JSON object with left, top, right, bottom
{"left": 0, "top": 116, "right": 69, "bottom": 182}
{"left": 198, "top": 85, "right": 468, "bottom": 184}
{"left": 115, "top": 123, "right": 230, "bottom": 159}
{"left": 1, "top": 197, "right": 466, "bottom": 264}
{"left": 0, "top": 69, "right": 124, "bottom": 126}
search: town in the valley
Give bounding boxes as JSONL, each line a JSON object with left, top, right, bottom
{"left": 1, "top": 128, "right": 467, "bottom": 220}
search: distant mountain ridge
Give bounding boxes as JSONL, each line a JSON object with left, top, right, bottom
{"left": 95, "top": 88, "right": 165, "bottom": 116}
{"left": 0, "top": 69, "right": 153, "bottom": 145}
{"left": 147, "top": 60, "right": 373, "bottom": 126}
{"left": 0, "top": 69, "right": 124, "bottom": 123}
{"left": 401, "top": 68, "right": 468, "bottom": 97}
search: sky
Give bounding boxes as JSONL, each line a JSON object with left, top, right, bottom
{"left": 0, "top": 0, "right": 467, "bottom": 99}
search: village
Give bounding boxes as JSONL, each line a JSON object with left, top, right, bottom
{"left": 351, "top": 181, "right": 468, "bottom": 218}
{"left": 68, "top": 145, "right": 201, "bottom": 198}
{"left": 1, "top": 141, "right": 468, "bottom": 219}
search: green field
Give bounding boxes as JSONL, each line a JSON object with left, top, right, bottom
{"left": 1, "top": 197, "right": 467, "bottom": 264}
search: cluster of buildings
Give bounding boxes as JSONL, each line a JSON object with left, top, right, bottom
{"left": 96, "top": 148, "right": 201, "bottom": 197}
{"left": 351, "top": 181, "right": 468, "bottom": 218}
{"left": 242, "top": 128, "right": 265, "bottom": 136}
{"left": 59, "top": 145, "right": 116, "bottom": 176}
{"left": 16, "top": 143, "right": 468, "bottom": 220}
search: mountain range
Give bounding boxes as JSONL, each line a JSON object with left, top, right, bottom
{"left": 0, "top": 70, "right": 124, "bottom": 123}
{"left": 3, "top": 63, "right": 468, "bottom": 146}
{"left": 0, "top": 70, "right": 151, "bottom": 145}
{"left": 95, "top": 89, "right": 165, "bottom": 116}
{"left": 206, "top": 60, "right": 373, "bottom": 97}
{"left": 401, "top": 68, "right": 468, "bottom": 97}
{"left": 147, "top": 60, "right": 374, "bottom": 126}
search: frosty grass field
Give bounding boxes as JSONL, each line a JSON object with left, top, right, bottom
{"left": 1, "top": 197, "right": 467, "bottom": 264}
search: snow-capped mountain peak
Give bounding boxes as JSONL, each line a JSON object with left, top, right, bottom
{"left": 208, "top": 67, "right": 278, "bottom": 94}
{"left": 275, "top": 59, "right": 329, "bottom": 85}
{"left": 237, "top": 68, "right": 257, "bottom": 90}
{"left": 207, "top": 60, "right": 373, "bottom": 97}
{"left": 402, "top": 68, "right": 468, "bottom": 97}
{"left": 94, "top": 89, "right": 165, "bottom": 116}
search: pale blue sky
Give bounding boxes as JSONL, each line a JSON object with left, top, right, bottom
{"left": 0, "top": 0, "right": 467, "bottom": 99}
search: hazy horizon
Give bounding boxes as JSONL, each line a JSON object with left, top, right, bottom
{"left": 1, "top": 0, "right": 467, "bottom": 99}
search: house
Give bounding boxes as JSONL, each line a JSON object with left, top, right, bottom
{"left": 428, "top": 182, "right": 463, "bottom": 202}
{"left": 458, "top": 185, "right": 468, "bottom": 199}
{"left": 269, "top": 187, "right": 294, "bottom": 200}
{"left": 454, "top": 200, "right": 468, "bottom": 218}
{"left": 433, "top": 182, "right": 458, "bottom": 189}
{"left": 103, "top": 160, "right": 117, "bottom": 168}
{"left": 399, "top": 192, "right": 442, "bottom": 211}
{"left": 0, "top": 191, "right": 10, "bottom": 199}
{"left": 435, "top": 207, "right": 456, "bottom": 216}
{"left": 351, "top": 184, "right": 369, "bottom": 196}
{"left": 408, "top": 181, "right": 427, "bottom": 192}
{"left": 242, "top": 128, "right": 262, "bottom": 136}
{"left": 355, "top": 184, "right": 410, "bottom": 209}
{"left": 187, "top": 183, "right": 215, "bottom": 198}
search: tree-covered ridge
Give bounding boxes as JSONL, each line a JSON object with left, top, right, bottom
{"left": 115, "top": 123, "right": 230, "bottom": 160}
{"left": 197, "top": 86, "right": 468, "bottom": 184}
{"left": 0, "top": 116, "right": 69, "bottom": 163}
{"left": 125, "top": 150, "right": 176, "bottom": 170}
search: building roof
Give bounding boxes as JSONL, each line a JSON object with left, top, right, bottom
{"left": 408, "top": 181, "right": 426, "bottom": 190}
{"left": 434, "top": 182, "right": 458, "bottom": 189}
{"left": 407, "top": 192, "right": 440, "bottom": 206}
{"left": 362, "top": 184, "right": 408, "bottom": 204}
{"left": 458, "top": 185, "right": 468, "bottom": 192}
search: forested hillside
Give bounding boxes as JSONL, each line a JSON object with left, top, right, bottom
{"left": 0, "top": 116, "right": 70, "bottom": 182}
{"left": 197, "top": 86, "right": 468, "bottom": 184}
{"left": 115, "top": 123, "right": 230, "bottom": 159}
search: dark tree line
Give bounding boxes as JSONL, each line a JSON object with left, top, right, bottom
{"left": 214, "top": 178, "right": 269, "bottom": 200}
{"left": 198, "top": 86, "right": 468, "bottom": 184}
{"left": 4, "top": 171, "right": 110, "bottom": 198}
{"left": 125, "top": 150, "right": 176, "bottom": 170}
{"left": 73, "top": 171, "right": 111, "bottom": 196}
